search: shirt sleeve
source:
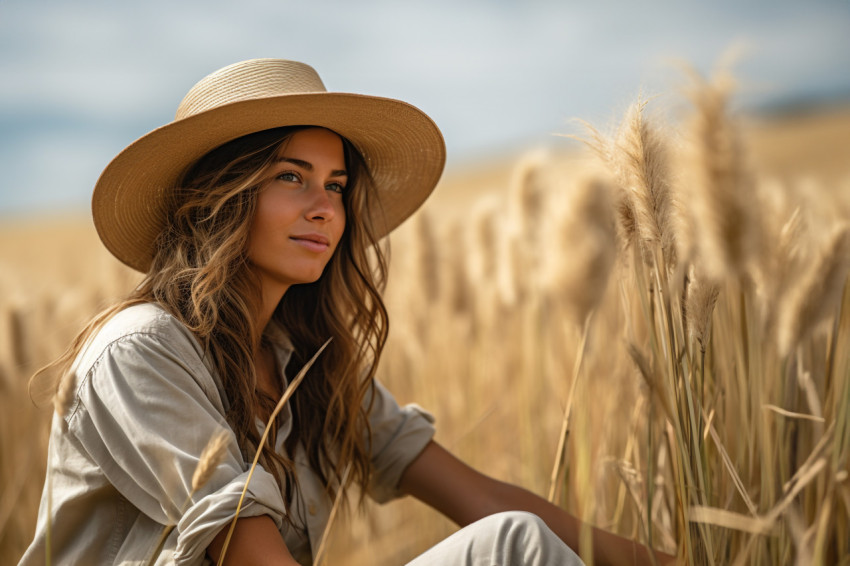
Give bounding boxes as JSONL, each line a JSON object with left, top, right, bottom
{"left": 365, "top": 380, "right": 436, "bottom": 503}
{"left": 66, "top": 323, "right": 287, "bottom": 565}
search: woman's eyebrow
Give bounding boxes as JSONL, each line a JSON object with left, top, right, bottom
{"left": 276, "top": 157, "right": 347, "bottom": 177}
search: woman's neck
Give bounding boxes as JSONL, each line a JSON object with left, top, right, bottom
{"left": 254, "top": 339, "right": 282, "bottom": 403}
{"left": 254, "top": 284, "right": 288, "bottom": 347}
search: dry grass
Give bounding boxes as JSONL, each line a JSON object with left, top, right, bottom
{"left": 2, "top": 76, "right": 850, "bottom": 565}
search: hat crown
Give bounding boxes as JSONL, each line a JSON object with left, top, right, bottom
{"left": 175, "top": 59, "right": 327, "bottom": 120}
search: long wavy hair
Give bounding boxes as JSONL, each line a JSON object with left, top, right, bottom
{"left": 34, "top": 125, "right": 390, "bottom": 519}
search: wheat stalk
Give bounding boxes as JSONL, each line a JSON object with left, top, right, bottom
{"left": 146, "top": 428, "right": 231, "bottom": 566}
{"left": 313, "top": 462, "right": 352, "bottom": 566}
{"left": 548, "top": 311, "right": 593, "bottom": 503}
{"left": 216, "top": 338, "right": 331, "bottom": 566}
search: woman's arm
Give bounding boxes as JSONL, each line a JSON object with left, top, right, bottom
{"left": 207, "top": 516, "right": 300, "bottom": 566}
{"left": 398, "top": 441, "right": 676, "bottom": 566}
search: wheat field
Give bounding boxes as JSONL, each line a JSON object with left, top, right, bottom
{"left": 2, "top": 71, "right": 850, "bottom": 565}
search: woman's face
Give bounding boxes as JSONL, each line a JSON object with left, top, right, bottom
{"left": 247, "top": 127, "right": 347, "bottom": 300}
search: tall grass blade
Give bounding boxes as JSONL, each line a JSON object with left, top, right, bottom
{"left": 216, "top": 338, "right": 332, "bottom": 566}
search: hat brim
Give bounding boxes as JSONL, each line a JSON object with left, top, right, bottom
{"left": 92, "top": 92, "right": 446, "bottom": 272}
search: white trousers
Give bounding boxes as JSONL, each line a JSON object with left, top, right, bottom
{"left": 405, "top": 511, "right": 585, "bottom": 566}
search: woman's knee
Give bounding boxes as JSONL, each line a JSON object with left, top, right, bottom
{"left": 406, "top": 511, "right": 583, "bottom": 565}
{"left": 481, "top": 511, "right": 545, "bottom": 532}
{"left": 480, "top": 511, "right": 549, "bottom": 544}
{"left": 475, "top": 511, "right": 583, "bottom": 565}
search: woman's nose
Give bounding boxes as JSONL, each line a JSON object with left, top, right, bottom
{"left": 305, "top": 184, "right": 336, "bottom": 222}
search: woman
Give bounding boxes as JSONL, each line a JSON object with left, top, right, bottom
{"left": 22, "top": 59, "right": 670, "bottom": 565}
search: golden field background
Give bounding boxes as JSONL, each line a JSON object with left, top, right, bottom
{"left": 2, "top": 74, "right": 850, "bottom": 564}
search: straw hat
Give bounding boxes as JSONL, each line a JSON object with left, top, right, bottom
{"left": 92, "top": 58, "right": 446, "bottom": 273}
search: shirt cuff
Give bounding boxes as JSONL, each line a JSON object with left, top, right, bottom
{"left": 368, "top": 404, "right": 436, "bottom": 504}
{"left": 173, "top": 466, "right": 287, "bottom": 565}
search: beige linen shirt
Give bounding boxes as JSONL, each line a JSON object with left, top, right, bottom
{"left": 20, "top": 303, "right": 435, "bottom": 566}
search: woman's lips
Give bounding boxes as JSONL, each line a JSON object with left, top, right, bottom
{"left": 290, "top": 234, "right": 330, "bottom": 253}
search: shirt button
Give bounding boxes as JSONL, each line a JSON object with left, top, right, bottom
{"left": 308, "top": 501, "right": 317, "bottom": 515}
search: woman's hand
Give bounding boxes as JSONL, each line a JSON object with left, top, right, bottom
{"left": 399, "top": 441, "right": 676, "bottom": 566}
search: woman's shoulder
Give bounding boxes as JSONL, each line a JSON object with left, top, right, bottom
{"left": 96, "top": 302, "right": 195, "bottom": 344}
{"left": 66, "top": 302, "right": 226, "bottom": 416}
{"left": 76, "top": 302, "right": 204, "bottom": 372}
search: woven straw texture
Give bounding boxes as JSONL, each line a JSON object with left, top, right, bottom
{"left": 92, "top": 59, "right": 445, "bottom": 272}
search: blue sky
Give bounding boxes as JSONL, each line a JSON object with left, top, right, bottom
{"left": 2, "top": 0, "right": 849, "bottom": 216}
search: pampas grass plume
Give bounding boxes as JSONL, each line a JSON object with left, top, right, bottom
{"left": 495, "top": 151, "right": 550, "bottom": 307}
{"left": 777, "top": 224, "right": 850, "bottom": 356}
{"left": 445, "top": 222, "right": 473, "bottom": 315}
{"left": 681, "top": 67, "right": 759, "bottom": 281}
{"left": 9, "top": 304, "right": 31, "bottom": 370}
{"left": 509, "top": 149, "right": 548, "bottom": 240}
{"left": 413, "top": 211, "right": 440, "bottom": 304}
{"left": 53, "top": 371, "right": 76, "bottom": 419}
{"left": 572, "top": 119, "right": 639, "bottom": 254}
{"left": 614, "top": 98, "right": 678, "bottom": 270}
{"left": 543, "top": 175, "right": 616, "bottom": 326}
{"left": 467, "top": 196, "right": 499, "bottom": 284}
{"left": 465, "top": 197, "right": 503, "bottom": 327}
{"left": 192, "top": 429, "right": 231, "bottom": 494}
{"left": 684, "top": 265, "right": 720, "bottom": 353}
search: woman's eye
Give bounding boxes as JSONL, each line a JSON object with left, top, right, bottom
{"left": 276, "top": 171, "right": 299, "bottom": 183}
{"left": 326, "top": 182, "right": 345, "bottom": 194}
